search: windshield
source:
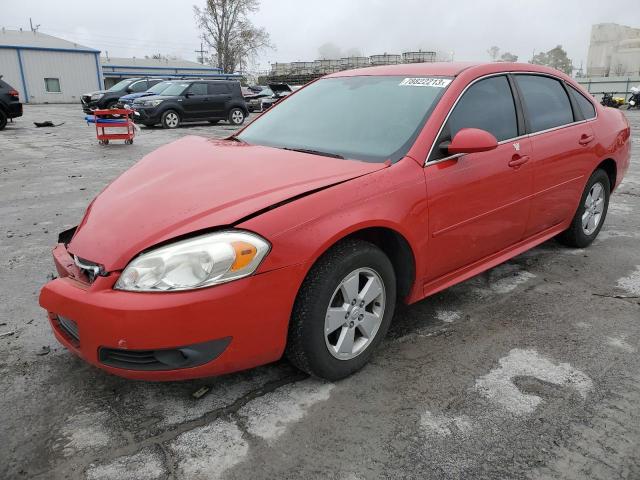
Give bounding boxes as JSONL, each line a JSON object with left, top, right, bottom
{"left": 107, "top": 79, "right": 134, "bottom": 92}
{"left": 161, "top": 82, "right": 190, "bottom": 96}
{"left": 237, "top": 76, "right": 451, "bottom": 162}
{"left": 148, "top": 81, "right": 172, "bottom": 94}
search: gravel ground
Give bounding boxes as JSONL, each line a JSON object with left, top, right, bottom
{"left": 1, "top": 104, "right": 639, "bottom": 480}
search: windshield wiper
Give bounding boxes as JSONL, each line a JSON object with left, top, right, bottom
{"left": 282, "top": 147, "right": 344, "bottom": 159}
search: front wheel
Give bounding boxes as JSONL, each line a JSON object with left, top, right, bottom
{"left": 228, "top": 108, "right": 245, "bottom": 126}
{"left": 558, "top": 169, "right": 610, "bottom": 248}
{"left": 286, "top": 239, "right": 396, "bottom": 380}
{"left": 161, "top": 110, "right": 181, "bottom": 129}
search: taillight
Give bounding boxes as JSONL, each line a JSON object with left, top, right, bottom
{"left": 8, "top": 89, "right": 19, "bottom": 99}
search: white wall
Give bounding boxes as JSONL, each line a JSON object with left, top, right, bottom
{"left": 20, "top": 50, "right": 101, "bottom": 103}
{"left": 0, "top": 49, "right": 23, "bottom": 97}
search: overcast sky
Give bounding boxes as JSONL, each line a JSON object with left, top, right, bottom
{"left": 4, "top": 0, "right": 640, "bottom": 73}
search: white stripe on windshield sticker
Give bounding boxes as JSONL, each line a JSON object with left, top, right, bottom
{"left": 399, "top": 78, "right": 452, "bottom": 88}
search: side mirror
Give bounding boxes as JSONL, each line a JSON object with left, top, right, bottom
{"left": 184, "top": 92, "right": 193, "bottom": 98}
{"left": 447, "top": 128, "right": 498, "bottom": 155}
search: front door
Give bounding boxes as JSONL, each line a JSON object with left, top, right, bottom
{"left": 424, "top": 74, "right": 533, "bottom": 282}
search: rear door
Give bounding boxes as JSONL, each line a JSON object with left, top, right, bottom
{"left": 514, "top": 74, "right": 599, "bottom": 236}
{"left": 182, "top": 82, "right": 209, "bottom": 120}
{"left": 207, "top": 82, "right": 232, "bottom": 117}
{"left": 424, "top": 74, "right": 533, "bottom": 282}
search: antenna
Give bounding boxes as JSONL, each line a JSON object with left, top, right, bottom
{"left": 29, "top": 18, "right": 40, "bottom": 33}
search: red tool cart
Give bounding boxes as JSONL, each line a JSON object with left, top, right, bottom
{"left": 91, "top": 108, "right": 135, "bottom": 145}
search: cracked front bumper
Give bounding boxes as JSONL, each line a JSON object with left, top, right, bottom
{"left": 39, "top": 244, "right": 307, "bottom": 380}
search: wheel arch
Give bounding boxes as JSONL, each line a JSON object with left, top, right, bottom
{"left": 595, "top": 158, "right": 617, "bottom": 191}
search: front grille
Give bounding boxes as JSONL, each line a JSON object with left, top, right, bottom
{"left": 57, "top": 315, "right": 80, "bottom": 345}
{"left": 74, "top": 256, "right": 103, "bottom": 283}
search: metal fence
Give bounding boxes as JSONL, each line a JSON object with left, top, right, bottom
{"left": 577, "top": 76, "right": 640, "bottom": 101}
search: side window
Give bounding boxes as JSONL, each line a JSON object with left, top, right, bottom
{"left": 430, "top": 75, "right": 517, "bottom": 161}
{"left": 189, "top": 83, "right": 208, "bottom": 95}
{"left": 208, "top": 83, "right": 230, "bottom": 95}
{"left": 568, "top": 85, "right": 596, "bottom": 120}
{"left": 129, "top": 81, "right": 148, "bottom": 93}
{"left": 515, "top": 75, "right": 574, "bottom": 133}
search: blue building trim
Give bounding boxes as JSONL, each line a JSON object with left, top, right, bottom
{"left": 93, "top": 53, "right": 103, "bottom": 89}
{"left": 15, "top": 49, "right": 29, "bottom": 104}
{"left": 103, "top": 72, "right": 242, "bottom": 79}
{"left": 0, "top": 44, "right": 100, "bottom": 54}
{"left": 103, "top": 64, "right": 222, "bottom": 72}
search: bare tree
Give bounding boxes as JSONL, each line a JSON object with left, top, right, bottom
{"left": 194, "top": 0, "right": 272, "bottom": 73}
{"left": 487, "top": 46, "right": 500, "bottom": 62}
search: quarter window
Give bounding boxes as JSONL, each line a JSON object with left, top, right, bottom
{"left": 568, "top": 85, "right": 596, "bottom": 120}
{"left": 430, "top": 75, "right": 517, "bottom": 161}
{"left": 515, "top": 75, "right": 574, "bottom": 133}
{"left": 44, "top": 78, "right": 61, "bottom": 93}
{"left": 208, "top": 83, "right": 230, "bottom": 95}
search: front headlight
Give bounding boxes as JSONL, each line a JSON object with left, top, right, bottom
{"left": 142, "top": 99, "right": 164, "bottom": 107}
{"left": 91, "top": 93, "right": 104, "bottom": 100}
{"left": 115, "top": 231, "right": 270, "bottom": 292}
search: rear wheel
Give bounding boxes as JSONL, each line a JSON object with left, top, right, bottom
{"left": 286, "top": 239, "right": 396, "bottom": 380}
{"left": 558, "top": 169, "right": 610, "bottom": 248}
{"left": 0, "top": 110, "right": 7, "bottom": 130}
{"left": 161, "top": 110, "right": 180, "bottom": 129}
{"left": 228, "top": 108, "right": 245, "bottom": 126}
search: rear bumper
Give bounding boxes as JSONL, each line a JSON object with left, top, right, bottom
{"left": 6, "top": 102, "right": 22, "bottom": 118}
{"left": 39, "top": 244, "right": 307, "bottom": 380}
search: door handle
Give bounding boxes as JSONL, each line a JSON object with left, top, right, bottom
{"left": 579, "top": 134, "right": 594, "bottom": 146}
{"left": 508, "top": 154, "right": 530, "bottom": 168}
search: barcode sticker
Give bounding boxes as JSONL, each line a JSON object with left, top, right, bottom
{"left": 399, "top": 78, "right": 452, "bottom": 88}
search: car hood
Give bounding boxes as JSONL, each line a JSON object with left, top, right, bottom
{"left": 84, "top": 90, "right": 107, "bottom": 97}
{"left": 69, "top": 136, "right": 387, "bottom": 271}
{"left": 268, "top": 83, "right": 292, "bottom": 95}
{"left": 121, "top": 92, "right": 151, "bottom": 101}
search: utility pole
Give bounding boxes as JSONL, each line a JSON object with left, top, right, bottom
{"left": 195, "top": 41, "right": 207, "bottom": 64}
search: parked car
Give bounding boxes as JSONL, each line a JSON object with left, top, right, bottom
{"left": 131, "top": 79, "right": 248, "bottom": 128}
{"left": 81, "top": 78, "right": 165, "bottom": 113}
{"left": 246, "top": 87, "right": 274, "bottom": 112}
{"left": 0, "top": 76, "right": 23, "bottom": 130}
{"left": 39, "top": 63, "right": 630, "bottom": 381}
{"left": 260, "top": 83, "right": 294, "bottom": 110}
{"left": 116, "top": 81, "right": 176, "bottom": 109}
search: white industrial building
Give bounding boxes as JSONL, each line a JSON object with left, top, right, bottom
{"left": 0, "top": 28, "right": 102, "bottom": 104}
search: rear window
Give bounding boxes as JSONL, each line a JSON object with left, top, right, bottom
{"left": 568, "top": 85, "right": 596, "bottom": 120}
{"left": 515, "top": 75, "right": 574, "bottom": 133}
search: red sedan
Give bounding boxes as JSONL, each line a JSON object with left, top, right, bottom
{"left": 40, "top": 63, "right": 631, "bottom": 381}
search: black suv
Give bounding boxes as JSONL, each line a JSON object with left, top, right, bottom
{"left": 81, "top": 78, "right": 165, "bottom": 113}
{"left": 132, "top": 80, "right": 248, "bottom": 128}
{"left": 0, "top": 77, "right": 23, "bottom": 130}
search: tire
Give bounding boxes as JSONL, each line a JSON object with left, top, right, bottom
{"left": 161, "top": 110, "right": 180, "bottom": 129}
{"left": 558, "top": 169, "right": 610, "bottom": 248}
{"left": 228, "top": 108, "right": 245, "bottom": 126}
{"left": 286, "top": 239, "right": 396, "bottom": 380}
{"left": 0, "top": 110, "right": 7, "bottom": 131}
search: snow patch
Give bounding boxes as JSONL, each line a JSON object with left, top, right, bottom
{"left": 86, "top": 448, "right": 165, "bottom": 480}
{"left": 419, "top": 410, "right": 473, "bottom": 437}
{"left": 475, "top": 349, "right": 593, "bottom": 415}
{"left": 574, "top": 321, "right": 591, "bottom": 329}
{"left": 436, "top": 310, "right": 461, "bottom": 323}
{"left": 169, "top": 419, "right": 248, "bottom": 480}
{"left": 238, "top": 379, "right": 334, "bottom": 441}
{"left": 617, "top": 265, "right": 640, "bottom": 296}
{"left": 59, "top": 410, "right": 111, "bottom": 456}
{"left": 606, "top": 336, "right": 637, "bottom": 353}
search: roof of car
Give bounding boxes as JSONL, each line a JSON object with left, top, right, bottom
{"left": 328, "top": 62, "right": 571, "bottom": 80}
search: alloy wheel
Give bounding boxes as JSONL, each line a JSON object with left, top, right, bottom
{"left": 165, "top": 112, "right": 179, "bottom": 128}
{"left": 231, "top": 110, "right": 244, "bottom": 124}
{"left": 582, "top": 181, "right": 605, "bottom": 235}
{"left": 324, "top": 268, "right": 386, "bottom": 360}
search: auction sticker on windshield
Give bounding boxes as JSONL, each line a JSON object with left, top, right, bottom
{"left": 399, "top": 78, "right": 452, "bottom": 88}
